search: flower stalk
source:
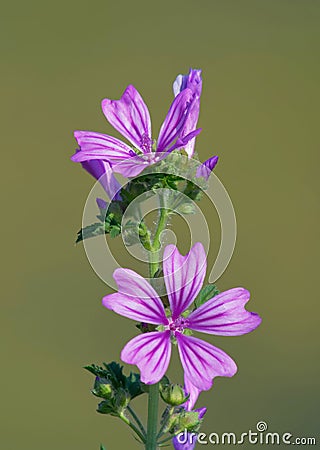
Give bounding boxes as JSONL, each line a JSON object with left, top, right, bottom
{"left": 145, "top": 382, "right": 160, "bottom": 449}
{"left": 149, "top": 207, "right": 169, "bottom": 278}
{"left": 119, "top": 412, "right": 146, "bottom": 444}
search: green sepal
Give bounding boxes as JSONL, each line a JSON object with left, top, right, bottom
{"left": 160, "top": 383, "right": 189, "bottom": 406}
{"left": 97, "top": 400, "right": 114, "bottom": 415}
{"left": 136, "top": 322, "right": 157, "bottom": 333}
{"left": 177, "top": 410, "right": 202, "bottom": 433}
{"left": 194, "top": 284, "right": 220, "bottom": 309}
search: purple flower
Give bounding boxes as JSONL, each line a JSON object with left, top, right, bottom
{"left": 102, "top": 242, "right": 262, "bottom": 391}
{"left": 79, "top": 157, "right": 122, "bottom": 201}
{"left": 196, "top": 155, "right": 219, "bottom": 180}
{"left": 96, "top": 197, "right": 107, "bottom": 210}
{"left": 173, "top": 69, "right": 202, "bottom": 158}
{"left": 172, "top": 407, "right": 207, "bottom": 450}
{"left": 71, "top": 84, "right": 201, "bottom": 178}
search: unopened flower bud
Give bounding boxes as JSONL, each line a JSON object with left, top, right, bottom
{"left": 177, "top": 202, "right": 196, "bottom": 215}
{"left": 92, "top": 376, "right": 113, "bottom": 399}
{"left": 177, "top": 411, "right": 202, "bottom": 432}
{"left": 97, "top": 400, "right": 114, "bottom": 415}
{"left": 160, "top": 384, "right": 189, "bottom": 406}
{"left": 115, "top": 388, "right": 130, "bottom": 411}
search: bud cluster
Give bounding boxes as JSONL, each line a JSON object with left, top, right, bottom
{"left": 85, "top": 362, "right": 144, "bottom": 417}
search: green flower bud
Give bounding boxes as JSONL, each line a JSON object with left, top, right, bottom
{"left": 177, "top": 411, "right": 202, "bottom": 432}
{"left": 177, "top": 201, "right": 196, "bottom": 215}
{"left": 92, "top": 376, "right": 113, "bottom": 399}
{"left": 97, "top": 400, "right": 114, "bottom": 415}
{"left": 160, "top": 384, "right": 189, "bottom": 406}
{"left": 114, "top": 388, "right": 130, "bottom": 412}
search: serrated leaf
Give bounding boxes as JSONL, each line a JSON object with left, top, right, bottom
{"left": 125, "top": 372, "right": 144, "bottom": 399}
{"left": 76, "top": 223, "right": 105, "bottom": 243}
{"left": 109, "top": 225, "right": 121, "bottom": 238}
{"left": 103, "top": 362, "right": 126, "bottom": 387}
{"left": 84, "top": 364, "right": 109, "bottom": 378}
{"left": 194, "top": 284, "right": 220, "bottom": 309}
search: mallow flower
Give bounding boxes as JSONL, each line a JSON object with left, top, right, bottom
{"left": 71, "top": 84, "right": 201, "bottom": 178}
{"left": 102, "top": 242, "right": 262, "bottom": 392}
{"left": 173, "top": 68, "right": 202, "bottom": 158}
{"left": 173, "top": 69, "right": 219, "bottom": 178}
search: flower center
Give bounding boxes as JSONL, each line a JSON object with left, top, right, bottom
{"left": 140, "top": 133, "right": 153, "bottom": 153}
{"left": 168, "top": 316, "right": 189, "bottom": 334}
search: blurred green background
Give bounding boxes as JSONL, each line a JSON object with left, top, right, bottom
{"left": 1, "top": 0, "right": 319, "bottom": 448}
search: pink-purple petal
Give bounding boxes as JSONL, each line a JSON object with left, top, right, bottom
{"left": 110, "top": 153, "right": 157, "bottom": 177}
{"left": 176, "top": 333, "right": 237, "bottom": 391}
{"left": 172, "top": 432, "right": 198, "bottom": 450}
{"left": 121, "top": 331, "right": 171, "bottom": 384}
{"left": 172, "top": 69, "right": 202, "bottom": 157}
{"left": 163, "top": 243, "right": 207, "bottom": 320}
{"left": 102, "top": 268, "right": 168, "bottom": 325}
{"left": 101, "top": 85, "right": 152, "bottom": 151}
{"left": 103, "top": 293, "right": 167, "bottom": 325}
{"left": 188, "top": 288, "right": 262, "bottom": 336}
{"left": 72, "top": 130, "right": 133, "bottom": 163}
{"left": 173, "top": 69, "right": 202, "bottom": 98}
{"left": 196, "top": 156, "right": 219, "bottom": 180}
{"left": 80, "top": 159, "right": 121, "bottom": 201}
{"left": 166, "top": 128, "right": 202, "bottom": 153}
{"left": 183, "top": 375, "right": 201, "bottom": 411}
{"left": 157, "top": 89, "right": 194, "bottom": 152}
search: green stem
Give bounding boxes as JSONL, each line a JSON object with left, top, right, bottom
{"left": 127, "top": 405, "right": 147, "bottom": 439}
{"left": 145, "top": 204, "right": 170, "bottom": 449}
{"left": 158, "top": 435, "right": 174, "bottom": 445}
{"left": 145, "top": 382, "right": 159, "bottom": 449}
{"left": 156, "top": 407, "right": 174, "bottom": 440}
{"left": 158, "top": 432, "right": 181, "bottom": 445}
{"left": 149, "top": 207, "right": 169, "bottom": 278}
{"left": 119, "top": 413, "right": 146, "bottom": 444}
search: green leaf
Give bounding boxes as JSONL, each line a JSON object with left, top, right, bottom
{"left": 100, "top": 445, "right": 106, "bottom": 450}
{"left": 109, "top": 225, "right": 121, "bottom": 238}
{"left": 194, "top": 284, "right": 220, "bottom": 309}
{"left": 103, "top": 362, "right": 126, "bottom": 387}
{"left": 76, "top": 223, "right": 105, "bottom": 243}
{"left": 125, "top": 372, "right": 144, "bottom": 399}
{"left": 84, "top": 364, "right": 110, "bottom": 378}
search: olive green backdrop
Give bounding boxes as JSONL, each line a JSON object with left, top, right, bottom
{"left": 1, "top": 0, "right": 319, "bottom": 448}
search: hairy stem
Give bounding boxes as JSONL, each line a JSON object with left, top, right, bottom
{"left": 145, "top": 382, "right": 160, "bottom": 449}
{"left": 127, "top": 405, "right": 147, "bottom": 439}
{"left": 149, "top": 207, "right": 169, "bottom": 277}
{"left": 145, "top": 201, "right": 170, "bottom": 448}
{"left": 119, "top": 413, "right": 146, "bottom": 444}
